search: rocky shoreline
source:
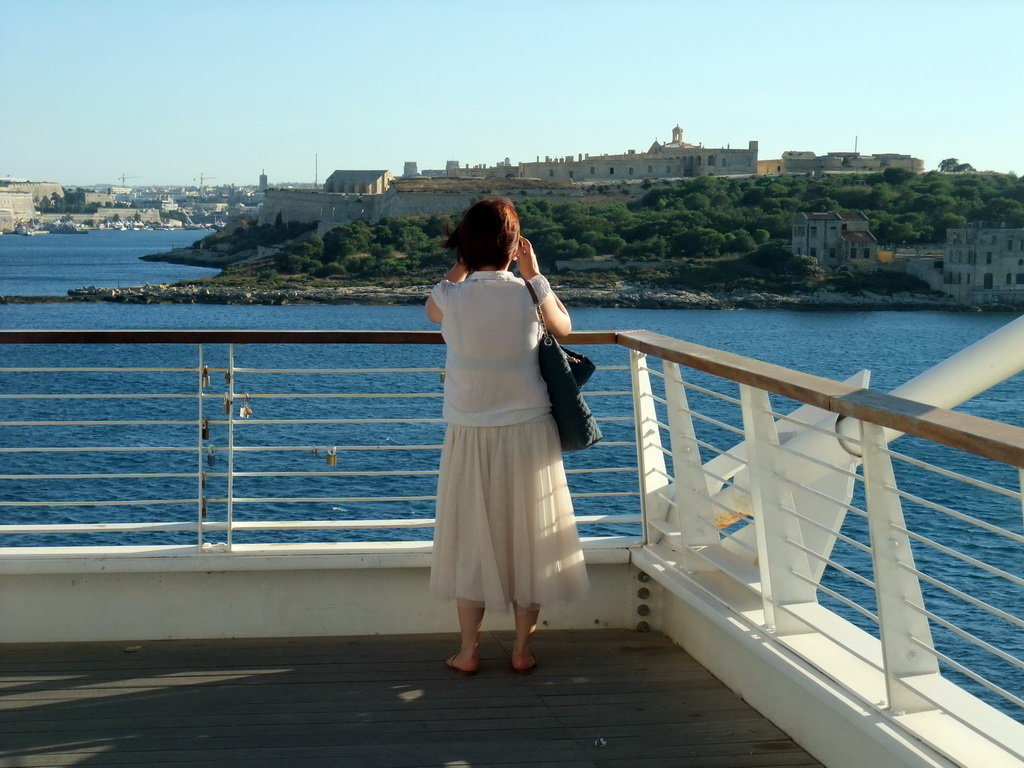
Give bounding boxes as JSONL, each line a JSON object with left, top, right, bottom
{"left": 0, "top": 282, "right": 984, "bottom": 311}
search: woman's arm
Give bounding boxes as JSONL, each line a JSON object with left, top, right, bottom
{"left": 518, "top": 237, "right": 572, "bottom": 339}
{"left": 425, "top": 260, "right": 469, "bottom": 324}
{"left": 542, "top": 293, "right": 572, "bottom": 339}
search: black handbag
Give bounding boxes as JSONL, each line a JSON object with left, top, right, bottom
{"left": 526, "top": 283, "right": 602, "bottom": 452}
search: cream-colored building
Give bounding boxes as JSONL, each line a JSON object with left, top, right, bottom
{"left": 445, "top": 158, "right": 520, "bottom": 178}
{"left": 322, "top": 170, "right": 394, "bottom": 195}
{"left": 520, "top": 125, "right": 758, "bottom": 182}
{"left": 84, "top": 190, "right": 117, "bottom": 206}
{"left": 791, "top": 211, "right": 878, "bottom": 269}
{"left": 779, "top": 151, "right": 924, "bottom": 175}
{"left": 944, "top": 223, "right": 1024, "bottom": 306}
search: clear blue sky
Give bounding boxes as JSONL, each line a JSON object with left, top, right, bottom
{"left": 3, "top": 0, "right": 1021, "bottom": 187}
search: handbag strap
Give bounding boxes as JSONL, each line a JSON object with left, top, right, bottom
{"left": 524, "top": 281, "right": 553, "bottom": 344}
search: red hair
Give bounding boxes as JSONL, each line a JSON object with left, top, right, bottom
{"left": 442, "top": 196, "right": 521, "bottom": 271}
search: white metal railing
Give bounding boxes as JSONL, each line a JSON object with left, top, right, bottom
{"left": 0, "top": 331, "right": 640, "bottom": 553}
{"left": 621, "top": 327, "right": 1024, "bottom": 759}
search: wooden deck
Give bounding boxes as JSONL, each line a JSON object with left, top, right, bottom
{"left": 0, "top": 629, "right": 823, "bottom": 768}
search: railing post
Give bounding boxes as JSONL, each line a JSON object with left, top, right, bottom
{"left": 662, "top": 361, "right": 721, "bottom": 567}
{"left": 225, "top": 344, "right": 236, "bottom": 550}
{"left": 196, "top": 345, "right": 205, "bottom": 550}
{"left": 740, "top": 384, "right": 817, "bottom": 635}
{"left": 860, "top": 420, "right": 939, "bottom": 714}
{"left": 1019, "top": 468, "right": 1024, "bottom": 532}
{"left": 630, "top": 350, "right": 669, "bottom": 545}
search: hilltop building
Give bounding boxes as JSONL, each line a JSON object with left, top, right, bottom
{"left": 446, "top": 158, "right": 518, "bottom": 179}
{"left": 943, "top": 222, "right": 1024, "bottom": 306}
{"left": 323, "top": 170, "right": 393, "bottom": 195}
{"left": 791, "top": 211, "right": 878, "bottom": 269}
{"left": 764, "top": 151, "right": 924, "bottom": 176}
{"left": 518, "top": 125, "right": 758, "bottom": 181}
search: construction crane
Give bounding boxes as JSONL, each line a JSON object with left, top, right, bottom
{"left": 118, "top": 174, "right": 141, "bottom": 186}
{"left": 194, "top": 174, "right": 218, "bottom": 196}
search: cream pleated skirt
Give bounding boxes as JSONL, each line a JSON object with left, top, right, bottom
{"left": 430, "top": 415, "right": 590, "bottom": 613}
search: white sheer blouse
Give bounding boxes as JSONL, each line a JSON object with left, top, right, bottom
{"left": 430, "top": 271, "right": 553, "bottom": 427}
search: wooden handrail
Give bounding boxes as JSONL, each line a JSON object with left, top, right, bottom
{"left": 617, "top": 330, "right": 1024, "bottom": 469}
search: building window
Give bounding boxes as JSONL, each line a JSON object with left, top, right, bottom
{"left": 568, "top": 171, "right": 573, "bottom": 179}
{"left": 609, "top": 168, "right": 615, "bottom": 175}
{"left": 829, "top": 248, "right": 837, "bottom": 259}
{"left": 986, "top": 252, "right": 992, "bottom": 264}
{"left": 722, "top": 158, "right": 727, "bottom": 166}
{"left": 810, "top": 247, "right": 817, "bottom": 258}
{"left": 590, "top": 167, "right": 595, "bottom": 175}
{"left": 810, "top": 226, "right": 818, "bottom": 236}
{"left": 549, "top": 170, "right": 554, "bottom": 177}
{"left": 708, "top": 155, "right": 716, "bottom": 166}
{"left": 864, "top": 248, "right": 870, "bottom": 259}
{"left": 967, "top": 274, "right": 971, "bottom": 284}
{"left": 628, "top": 167, "right": 633, "bottom": 175}
{"left": 1008, "top": 240, "right": 1014, "bottom": 250}
{"left": 648, "top": 166, "right": 653, "bottom": 173}
{"left": 1017, "top": 274, "right": 1024, "bottom": 285}
{"left": 984, "top": 273, "right": 993, "bottom": 289}
{"left": 1007, "top": 273, "right": 1013, "bottom": 284}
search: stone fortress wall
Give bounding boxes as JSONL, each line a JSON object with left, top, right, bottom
{"left": 781, "top": 151, "right": 923, "bottom": 174}
{"left": 0, "top": 182, "right": 66, "bottom": 230}
{"left": 259, "top": 179, "right": 582, "bottom": 234}
{"left": 0, "top": 190, "right": 36, "bottom": 230}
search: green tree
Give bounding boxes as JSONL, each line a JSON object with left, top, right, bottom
{"left": 939, "top": 158, "right": 976, "bottom": 173}
{"left": 882, "top": 167, "right": 915, "bottom": 186}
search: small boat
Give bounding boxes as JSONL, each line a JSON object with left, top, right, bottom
{"left": 48, "top": 222, "right": 89, "bottom": 234}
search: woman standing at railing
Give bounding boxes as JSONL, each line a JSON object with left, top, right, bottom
{"left": 426, "top": 197, "right": 589, "bottom": 675}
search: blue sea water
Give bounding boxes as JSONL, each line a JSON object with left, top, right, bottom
{"left": 1, "top": 231, "right": 1022, "bottom": 716}
{"left": 0, "top": 228, "right": 215, "bottom": 296}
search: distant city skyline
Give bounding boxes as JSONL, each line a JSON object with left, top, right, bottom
{"left": 3, "top": 0, "right": 1021, "bottom": 187}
